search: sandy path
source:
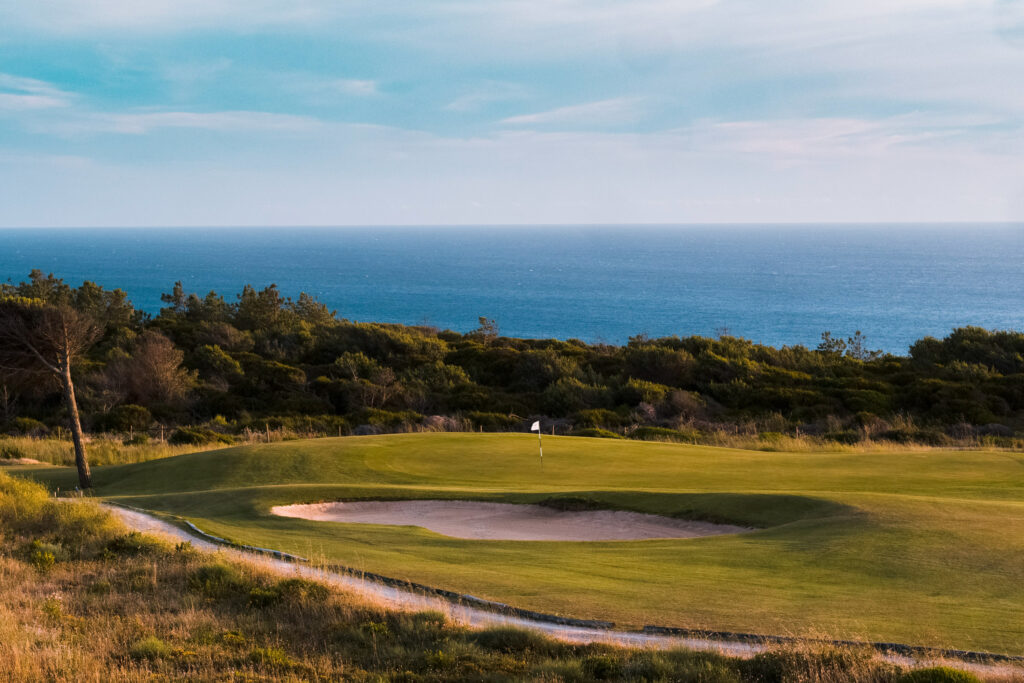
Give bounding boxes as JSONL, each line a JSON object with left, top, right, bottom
{"left": 270, "top": 500, "right": 748, "bottom": 541}
{"left": 106, "top": 505, "right": 1023, "bottom": 677}
{"left": 106, "top": 505, "right": 753, "bottom": 654}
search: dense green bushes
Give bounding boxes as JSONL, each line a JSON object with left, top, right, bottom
{"left": 5, "top": 272, "right": 1024, "bottom": 448}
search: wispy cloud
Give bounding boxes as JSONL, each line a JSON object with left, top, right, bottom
{"left": 328, "top": 79, "right": 379, "bottom": 97}
{"left": 0, "top": 73, "right": 72, "bottom": 110}
{"left": 501, "top": 98, "right": 646, "bottom": 128}
{"left": 445, "top": 82, "right": 528, "bottom": 112}
{"left": 0, "top": 0, "right": 339, "bottom": 33}
{"left": 33, "top": 110, "right": 322, "bottom": 136}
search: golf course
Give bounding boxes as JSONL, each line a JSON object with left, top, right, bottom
{"left": 19, "top": 433, "right": 1024, "bottom": 656}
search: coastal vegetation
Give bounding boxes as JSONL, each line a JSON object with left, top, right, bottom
{"left": 3, "top": 271, "right": 1024, "bottom": 466}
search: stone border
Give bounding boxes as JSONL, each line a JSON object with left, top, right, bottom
{"left": 640, "top": 626, "right": 1024, "bottom": 665}
{"left": 106, "top": 502, "right": 1024, "bottom": 664}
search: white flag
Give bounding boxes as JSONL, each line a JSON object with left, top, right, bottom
{"left": 530, "top": 420, "right": 541, "bottom": 432}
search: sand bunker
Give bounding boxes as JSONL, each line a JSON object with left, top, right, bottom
{"left": 271, "top": 500, "right": 748, "bottom": 541}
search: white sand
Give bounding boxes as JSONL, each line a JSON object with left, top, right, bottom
{"left": 270, "top": 500, "right": 748, "bottom": 541}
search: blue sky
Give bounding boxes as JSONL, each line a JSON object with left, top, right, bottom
{"left": 1, "top": 0, "right": 1023, "bottom": 226}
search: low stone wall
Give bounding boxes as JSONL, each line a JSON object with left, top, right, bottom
{"left": 641, "top": 626, "right": 1024, "bottom": 665}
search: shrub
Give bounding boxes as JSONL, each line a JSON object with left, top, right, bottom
{"left": 582, "top": 653, "right": 621, "bottom": 679}
{"left": 573, "top": 408, "right": 625, "bottom": 429}
{"left": 569, "top": 428, "right": 622, "bottom": 439}
{"left": 823, "top": 430, "right": 861, "bottom": 445}
{"left": 629, "top": 426, "right": 699, "bottom": 443}
{"left": 359, "top": 408, "right": 424, "bottom": 428}
{"left": 247, "top": 647, "right": 296, "bottom": 670}
{"left": 169, "top": 427, "right": 234, "bottom": 446}
{"left": 897, "top": 667, "right": 982, "bottom": 683}
{"left": 129, "top": 636, "right": 172, "bottom": 661}
{"left": 740, "top": 647, "right": 877, "bottom": 683}
{"left": 3, "top": 417, "right": 48, "bottom": 437}
{"left": 29, "top": 546, "right": 56, "bottom": 572}
{"left": 94, "top": 404, "right": 153, "bottom": 433}
{"left": 247, "top": 587, "right": 280, "bottom": 608}
{"left": 274, "top": 577, "right": 329, "bottom": 604}
{"left": 0, "top": 441, "right": 25, "bottom": 459}
{"left": 471, "top": 627, "right": 555, "bottom": 655}
{"left": 467, "top": 411, "right": 520, "bottom": 430}
{"left": 103, "top": 532, "right": 165, "bottom": 557}
{"left": 188, "top": 562, "right": 248, "bottom": 598}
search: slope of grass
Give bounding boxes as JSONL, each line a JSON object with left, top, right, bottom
{"left": 15, "top": 433, "right": 1024, "bottom": 656}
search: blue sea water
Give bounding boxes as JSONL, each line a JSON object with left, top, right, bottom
{"left": 1, "top": 224, "right": 1022, "bottom": 354}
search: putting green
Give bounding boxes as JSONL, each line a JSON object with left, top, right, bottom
{"left": 20, "top": 433, "right": 1024, "bottom": 654}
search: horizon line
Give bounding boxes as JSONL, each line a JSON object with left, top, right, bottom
{"left": 1, "top": 221, "right": 1023, "bottom": 230}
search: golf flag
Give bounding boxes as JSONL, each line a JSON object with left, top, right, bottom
{"left": 531, "top": 420, "right": 543, "bottom": 466}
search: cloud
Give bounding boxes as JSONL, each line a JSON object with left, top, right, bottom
{"left": 501, "top": 98, "right": 646, "bottom": 128}
{"left": 445, "top": 82, "right": 528, "bottom": 112}
{"left": 33, "top": 110, "right": 322, "bottom": 136}
{"left": 328, "top": 79, "right": 379, "bottom": 97}
{"left": 0, "top": 0, "right": 339, "bottom": 33}
{"left": 0, "top": 73, "right": 72, "bottom": 110}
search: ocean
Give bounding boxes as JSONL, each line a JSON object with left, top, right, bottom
{"left": 1, "top": 224, "right": 1022, "bottom": 354}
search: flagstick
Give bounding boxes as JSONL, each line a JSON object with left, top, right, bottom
{"left": 538, "top": 429, "right": 543, "bottom": 469}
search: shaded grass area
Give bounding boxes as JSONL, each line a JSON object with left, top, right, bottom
{"left": 3, "top": 470, "right": 987, "bottom": 682}
{"left": 14, "top": 432, "right": 1024, "bottom": 655}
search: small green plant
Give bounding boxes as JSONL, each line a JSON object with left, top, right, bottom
{"left": 582, "top": 653, "right": 622, "bottom": 680}
{"left": 424, "top": 648, "right": 457, "bottom": 671}
{"left": 174, "top": 540, "right": 197, "bottom": 556}
{"left": 219, "top": 630, "right": 247, "bottom": 647}
{"left": 897, "top": 667, "right": 982, "bottom": 683}
{"left": 129, "top": 636, "right": 172, "bottom": 661}
{"left": 247, "top": 647, "right": 295, "bottom": 670}
{"left": 30, "top": 548, "right": 56, "bottom": 572}
{"left": 104, "top": 532, "right": 164, "bottom": 557}
{"left": 361, "top": 621, "right": 390, "bottom": 638}
{"left": 471, "top": 627, "right": 553, "bottom": 655}
{"left": 169, "top": 427, "right": 234, "bottom": 446}
{"left": 41, "top": 596, "right": 63, "bottom": 621}
{"left": 188, "top": 562, "right": 247, "bottom": 598}
{"left": 24, "top": 539, "right": 63, "bottom": 572}
{"left": 247, "top": 587, "right": 280, "bottom": 608}
{"left": 569, "top": 427, "right": 623, "bottom": 439}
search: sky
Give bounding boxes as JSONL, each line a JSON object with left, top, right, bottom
{"left": 1, "top": 0, "right": 1023, "bottom": 226}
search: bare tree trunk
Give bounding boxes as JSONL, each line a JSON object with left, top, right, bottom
{"left": 61, "top": 360, "right": 92, "bottom": 489}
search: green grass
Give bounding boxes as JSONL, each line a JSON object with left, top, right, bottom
{"left": 16, "top": 433, "right": 1024, "bottom": 656}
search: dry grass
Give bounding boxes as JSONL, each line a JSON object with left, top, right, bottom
{"left": 0, "top": 436, "right": 222, "bottom": 467}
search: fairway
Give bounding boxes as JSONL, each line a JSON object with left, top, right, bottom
{"left": 21, "top": 433, "right": 1024, "bottom": 655}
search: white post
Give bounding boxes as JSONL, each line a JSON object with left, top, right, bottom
{"left": 538, "top": 429, "right": 543, "bottom": 466}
